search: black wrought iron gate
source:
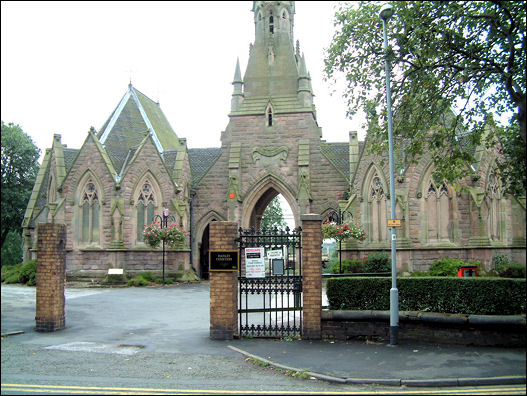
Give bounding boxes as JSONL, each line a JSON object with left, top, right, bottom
{"left": 237, "top": 226, "right": 302, "bottom": 338}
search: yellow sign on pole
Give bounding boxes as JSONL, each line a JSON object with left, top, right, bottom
{"left": 388, "top": 219, "right": 402, "bottom": 227}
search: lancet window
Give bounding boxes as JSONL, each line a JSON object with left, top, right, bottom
{"left": 485, "top": 168, "right": 502, "bottom": 241}
{"left": 136, "top": 180, "right": 156, "bottom": 243}
{"left": 81, "top": 179, "right": 100, "bottom": 244}
{"left": 424, "top": 174, "right": 450, "bottom": 242}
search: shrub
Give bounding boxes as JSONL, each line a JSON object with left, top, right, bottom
{"left": 428, "top": 257, "right": 463, "bottom": 277}
{"left": 1, "top": 260, "right": 37, "bottom": 285}
{"left": 1, "top": 231, "right": 23, "bottom": 267}
{"left": 103, "top": 273, "right": 126, "bottom": 285}
{"left": 326, "top": 277, "right": 526, "bottom": 315}
{"left": 492, "top": 254, "right": 511, "bottom": 271}
{"left": 127, "top": 274, "right": 151, "bottom": 287}
{"left": 329, "top": 259, "right": 364, "bottom": 274}
{"left": 20, "top": 260, "right": 37, "bottom": 285}
{"left": 498, "top": 262, "right": 526, "bottom": 279}
{"left": 364, "top": 252, "right": 391, "bottom": 273}
{"left": 127, "top": 272, "right": 173, "bottom": 286}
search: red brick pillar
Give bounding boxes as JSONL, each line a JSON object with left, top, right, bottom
{"left": 301, "top": 214, "right": 322, "bottom": 339}
{"left": 35, "top": 223, "right": 66, "bottom": 332}
{"left": 209, "top": 222, "right": 238, "bottom": 340}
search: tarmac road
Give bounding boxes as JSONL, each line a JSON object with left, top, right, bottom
{"left": 1, "top": 282, "right": 525, "bottom": 394}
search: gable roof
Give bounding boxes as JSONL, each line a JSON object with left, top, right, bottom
{"left": 97, "top": 84, "right": 180, "bottom": 174}
{"left": 188, "top": 148, "right": 222, "bottom": 188}
{"left": 320, "top": 142, "right": 350, "bottom": 182}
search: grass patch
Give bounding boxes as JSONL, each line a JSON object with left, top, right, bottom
{"left": 247, "top": 357, "right": 269, "bottom": 367}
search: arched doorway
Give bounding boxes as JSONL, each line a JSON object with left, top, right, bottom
{"left": 250, "top": 188, "right": 279, "bottom": 229}
{"left": 199, "top": 223, "right": 210, "bottom": 280}
{"left": 241, "top": 175, "right": 300, "bottom": 230}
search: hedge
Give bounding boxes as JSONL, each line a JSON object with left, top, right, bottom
{"left": 326, "top": 277, "right": 526, "bottom": 315}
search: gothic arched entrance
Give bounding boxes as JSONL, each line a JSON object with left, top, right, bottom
{"left": 241, "top": 175, "right": 300, "bottom": 230}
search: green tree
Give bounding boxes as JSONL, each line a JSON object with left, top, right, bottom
{"left": 1, "top": 121, "right": 40, "bottom": 248}
{"left": 1, "top": 231, "right": 23, "bottom": 267}
{"left": 325, "top": 1, "right": 525, "bottom": 195}
{"left": 260, "top": 196, "right": 287, "bottom": 230}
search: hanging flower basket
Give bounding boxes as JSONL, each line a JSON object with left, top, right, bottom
{"left": 143, "top": 222, "right": 187, "bottom": 249}
{"left": 322, "top": 220, "right": 366, "bottom": 242}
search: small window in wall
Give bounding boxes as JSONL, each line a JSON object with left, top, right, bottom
{"left": 269, "top": 14, "right": 274, "bottom": 34}
{"left": 267, "top": 106, "right": 273, "bottom": 126}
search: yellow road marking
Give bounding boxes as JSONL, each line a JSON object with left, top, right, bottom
{"left": 2, "top": 383, "right": 525, "bottom": 395}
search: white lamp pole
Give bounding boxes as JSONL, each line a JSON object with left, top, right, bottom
{"left": 379, "top": 3, "right": 399, "bottom": 345}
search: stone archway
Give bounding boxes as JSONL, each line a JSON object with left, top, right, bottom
{"left": 241, "top": 174, "right": 300, "bottom": 230}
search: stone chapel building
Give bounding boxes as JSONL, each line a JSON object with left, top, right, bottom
{"left": 22, "top": 1, "right": 526, "bottom": 280}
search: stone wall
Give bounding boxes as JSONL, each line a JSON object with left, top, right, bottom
{"left": 321, "top": 310, "right": 526, "bottom": 347}
{"left": 65, "top": 249, "right": 190, "bottom": 279}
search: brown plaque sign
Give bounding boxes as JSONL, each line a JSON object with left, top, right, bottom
{"left": 209, "top": 250, "right": 239, "bottom": 271}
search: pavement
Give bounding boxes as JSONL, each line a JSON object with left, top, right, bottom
{"left": 1, "top": 282, "right": 525, "bottom": 387}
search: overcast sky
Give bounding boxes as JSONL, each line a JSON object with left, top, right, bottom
{"left": 1, "top": 1, "right": 367, "bottom": 164}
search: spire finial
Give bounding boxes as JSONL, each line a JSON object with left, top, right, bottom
{"left": 233, "top": 57, "right": 243, "bottom": 83}
{"left": 128, "top": 67, "right": 133, "bottom": 89}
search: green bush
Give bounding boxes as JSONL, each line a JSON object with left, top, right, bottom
{"left": 364, "top": 252, "right": 391, "bottom": 273}
{"left": 127, "top": 272, "right": 173, "bottom": 286}
{"left": 492, "top": 254, "right": 511, "bottom": 271}
{"left": 127, "top": 274, "right": 151, "bottom": 287}
{"left": 329, "top": 259, "right": 364, "bottom": 274}
{"left": 429, "top": 257, "right": 463, "bottom": 277}
{"left": 326, "top": 277, "right": 526, "bottom": 315}
{"left": 1, "top": 231, "right": 23, "bottom": 267}
{"left": 499, "top": 262, "right": 526, "bottom": 279}
{"left": 103, "top": 273, "right": 126, "bottom": 285}
{"left": 1, "top": 260, "right": 37, "bottom": 285}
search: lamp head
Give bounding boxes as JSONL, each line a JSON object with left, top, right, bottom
{"left": 379, "top": 3, "right": 394, "bottom": 21}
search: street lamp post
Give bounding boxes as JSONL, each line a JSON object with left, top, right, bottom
{"left": 379, "top": 3, "right": 399, "bottom": 345}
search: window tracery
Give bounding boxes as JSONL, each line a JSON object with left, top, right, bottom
{"left": 80, "top": 179, "right": 100, "bottom": 244}
{"left": 136, "top": 180, "right": 157, "bottom": 243}
{"left": 423, "top": 171, "right": 450, "bottom": 242}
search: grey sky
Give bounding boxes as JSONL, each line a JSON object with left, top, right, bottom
{"left": 1, "top": 1, "right": 365, "bottom": 163}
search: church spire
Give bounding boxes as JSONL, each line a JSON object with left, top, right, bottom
{"left": 244, "top": 1, "right": 298, "bottom": 98}
{"left": 297, "top": 53, "right": 313, "bottom": 107}
{"left": 231, "top": 58, "right": 244, "bottom": 112}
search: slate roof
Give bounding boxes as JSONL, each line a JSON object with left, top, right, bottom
{"left": 63, "top": 148, "right": 80, "bottom": 173}
{"left": 97, "top": 84, "right": 180, "bottom": 174}
{"left": 163, "top": 150, "right": 179, "bottom": 175}
{"left": 188, "top": 148, "right": 222, "bottom": 187}
{"left": 320, "top": 142, "right": 350, "bottom": 181}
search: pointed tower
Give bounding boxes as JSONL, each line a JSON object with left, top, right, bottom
{"left": 230, "top": 1, "right": 315, "bottom": 118}
{"left": 231, "top": 58, "right": 244, "bottom": 112}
